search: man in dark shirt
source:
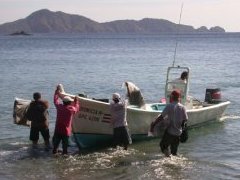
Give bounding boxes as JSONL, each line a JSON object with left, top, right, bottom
{"left": 26, "top": 92, "right": 50, "bottom": 150}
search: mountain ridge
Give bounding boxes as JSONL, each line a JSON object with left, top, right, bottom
{"left": 0, "top": 9, "right": 226, "bottom": 34}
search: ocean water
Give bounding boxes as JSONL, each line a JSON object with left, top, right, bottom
{"left": 0, "top": 33, "right": 240, "bottom": 180}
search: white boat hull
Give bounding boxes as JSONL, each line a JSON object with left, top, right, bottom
{"left": 71, "top": 96, "right": 230, "bottom": 148}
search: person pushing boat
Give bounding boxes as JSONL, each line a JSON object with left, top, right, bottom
{"left": 150, "top": 90, "right": 188, "bottom": 157}
{"left": 110, "top": 93, "right": 132, "bottom": 150}
{"left": 52, "top": 85, "right": 80, "bottom": 155}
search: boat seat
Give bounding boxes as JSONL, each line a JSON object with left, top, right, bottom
{"left": 92, "top": 98, "right": 109, "bottom": 103}
{"left": 150, "top": 104, "right": 166, "bottom": 111}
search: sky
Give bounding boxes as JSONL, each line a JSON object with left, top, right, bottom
{"left": 1, "top": 0, "right": 240, "bottom": 32}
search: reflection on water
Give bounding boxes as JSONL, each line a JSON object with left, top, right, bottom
{"left": 220, "top": 114, "right": 240, "bottom": 121}
{"left": 0, "top": 139, "right": 204, "bottom": 180}
{"left": 149, "top": 155, "right": 193, "bottom": 179}
{"left": 0, "top": 140, "right": 195, "bottom": 179}
{"left": 0, "top": 124, "right": 240, "bottom": 180}
{"left": 57, "top": 147, "right": 194, "bottom": 180}
{"left": 0, "top": 115, "right": 239, "bottom": 179}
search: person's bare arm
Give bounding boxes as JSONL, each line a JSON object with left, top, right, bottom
{"left": 150, "top": 114, "right": 164, "bottom": 132}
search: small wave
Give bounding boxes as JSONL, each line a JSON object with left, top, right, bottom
{"left": 53, "top": 147, "right": 140, "bottom": 177}
{"left": 9, "top": 142, "right": 29, "bottom": 146}
{"left": 139, "top": 155, "right": 195, "bottom": 179}
{"left": 0, "top": 148, "right": 26, "bottom": 164}
{"left": 0, "top": 150, "right": 16, "bottom": 157}
{"left": 220, "top": 115, "right": 240, "bottom": 121}
{"left": 0, "top": 145, "right": 29, "bottom": 156}
{"left": 56, "top": 146, "right": 139, "bottom": 174}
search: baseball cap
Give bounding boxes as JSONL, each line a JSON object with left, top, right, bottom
{"left": 112, "top": 93, "right": 121, "bottom": 100}
{"left": 171, "top": 90, "right": 180, "bottom": 99}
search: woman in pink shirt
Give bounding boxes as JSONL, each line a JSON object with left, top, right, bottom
{"left": 52, "top": 86, "right": 80, "bottom": 155}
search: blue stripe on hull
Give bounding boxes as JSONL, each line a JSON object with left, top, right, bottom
{"left": 73, "top": 133, "right": 150, "bottom": 149}
{"left": 73, "top": 133, "right": 113, "bottom": 149}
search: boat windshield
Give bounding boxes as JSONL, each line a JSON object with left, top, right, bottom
{"left": 165, "top": 67, "right": 190, "bottom": 105}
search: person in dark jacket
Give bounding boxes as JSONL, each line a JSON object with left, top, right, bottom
{"left": 26, "top": 92, "right": 50, "bottom": 150}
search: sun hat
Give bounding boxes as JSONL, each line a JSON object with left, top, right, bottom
{"left": 112, "top": 93, "right": 121, "bottom": 100}
{"left": 63, "top": 96, "right": 73, "bottom": 103}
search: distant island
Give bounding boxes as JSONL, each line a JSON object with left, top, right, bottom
{"left": 0, "top": 9, "right": 226, "bottom": 34}
{"left": 9, "top": 30, "right": 31, "bottom": 36}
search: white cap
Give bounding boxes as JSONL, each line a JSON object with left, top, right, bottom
{"left": 112, "top": 93, "right": 121, "bottom": 100}
{"left": 63, "top": 96, "right": 73, "bottom": 103}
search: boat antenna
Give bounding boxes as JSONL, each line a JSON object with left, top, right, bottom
{"left": 172, "top": 3, "right": 184, "bottom": 67}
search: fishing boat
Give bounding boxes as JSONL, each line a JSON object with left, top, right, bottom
{"left": 58, "top": 66, "right": 230, "bottom": 149}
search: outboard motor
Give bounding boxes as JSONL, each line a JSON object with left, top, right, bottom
{"left": 205, "top": 88, "right": 222, "bottom": 104}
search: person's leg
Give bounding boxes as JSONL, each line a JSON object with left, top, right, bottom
{"left": 160, "top": 131, "right": 171, "bottom": 157}
{"left": 170, "top": 136, "right": 180, "bottom": 156}
{"left": 40, "top": 128, "right": 51, "bottom": 150}
{"left": 62, "top": 136, "right": 69, "bottom": 155}
{"left": 113, "top": 128, "right": 120, "bottom": 148}
{"left": 112, "top": 128, "right": 117, "bottom": 148}
{"left": 52, "top": 133, "right": 61, "bottom": 154}
{"left": 121, "top": 126, "right": 132, "bottom": 150}
{"left": 30, "top": 127, "right": 39, "bottom": 148}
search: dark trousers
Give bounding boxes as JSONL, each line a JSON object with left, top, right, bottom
{"left": 160, "top": 131, "right": 180, "bottom": 155}
{"left": 52, "top": 133, "right": 69, "bottom": 154}
{"left": 113, "top": 126, "right": 132, "bottom": 149}
{"left": 30, "top": 127, "right": 50, "bottom": 142}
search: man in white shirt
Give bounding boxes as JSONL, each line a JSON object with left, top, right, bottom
{"left": 110, "top": 93, "right": 132, "bottom": 150}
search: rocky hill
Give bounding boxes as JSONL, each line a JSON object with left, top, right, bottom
{"left": 0, "top": 9, "right": 225, "bottom": 34}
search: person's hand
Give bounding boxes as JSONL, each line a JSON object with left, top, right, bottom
{"left": 55, "top": 89, "right": 60, "bottom": 95}
{"left": 148, "top": 131, "right": 154, "bottom": 137}
{"left": 56, "top": 84, "right": 62, "bottom": 91}
{"left": 74, "top": 96, "right": 78, "bottom": 102}
{"left": 56, "top": 84, "right": 65, "bottom": 93}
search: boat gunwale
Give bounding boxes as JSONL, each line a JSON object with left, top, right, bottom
{"left": 74, "top": 94, "right": 230, "bottom": 113}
